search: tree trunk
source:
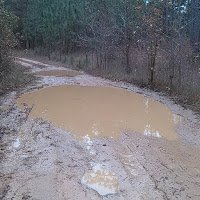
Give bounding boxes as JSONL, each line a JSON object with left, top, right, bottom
{"left": 169, "top": 39, "right": 175, "bottom": 94}
{"left": 125, "top": 44, "right": 131, "bottom": 74}
{"left": 148, "top": 38, "right": 158, "bottom": 86}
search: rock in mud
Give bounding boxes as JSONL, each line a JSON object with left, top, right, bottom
{"left": 81, "top": 164, "right": 119, "bottom": 196}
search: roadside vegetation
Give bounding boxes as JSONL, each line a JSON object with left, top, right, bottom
{"left": 0, "top": 1, "right": 34, "bottom": 95}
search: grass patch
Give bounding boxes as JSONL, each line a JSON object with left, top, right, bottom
{"left": 0, "top": 63, "right": 35, "bottom": 95}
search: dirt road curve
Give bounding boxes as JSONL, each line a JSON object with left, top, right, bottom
{"left": 0, "top": 57, "right": 200, "bottom": 200}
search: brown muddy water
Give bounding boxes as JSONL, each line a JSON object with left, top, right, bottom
{"left": 17, "top": 85, "right": 180, "bottom": 140}
{"left": 34, "top": 70, "right": 82, "bottom": 77}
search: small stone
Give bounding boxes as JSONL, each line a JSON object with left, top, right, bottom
{"left": 81, "top": 164, "right": 119, "bottom": 196}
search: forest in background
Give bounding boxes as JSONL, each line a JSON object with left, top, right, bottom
{"left": 0, "top": 0, "right": 33, "bottom": 94}
{"left": 1, "top": 0, "right": 200, "bottom": 107}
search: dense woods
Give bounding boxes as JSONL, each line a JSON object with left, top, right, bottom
{"left": 2, "top": 0, "right": 200, "bottom": 104}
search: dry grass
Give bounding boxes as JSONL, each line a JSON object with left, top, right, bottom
{"left": 0, "top": 63, "right": 35, "bottom": 96}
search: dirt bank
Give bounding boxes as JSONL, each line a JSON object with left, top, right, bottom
{"left": 0, "top": 57, "right": 200, "bottom": 200}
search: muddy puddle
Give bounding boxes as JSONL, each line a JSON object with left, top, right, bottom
{"left": 34, "top": 70, "right": 82, "bottom": 77}
{"left": 17, "top": 85, "right": 180, "bottom": 140}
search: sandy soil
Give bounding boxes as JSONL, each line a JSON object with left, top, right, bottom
{"left": 0, "top": 57, "right": 200, "bottom": 200}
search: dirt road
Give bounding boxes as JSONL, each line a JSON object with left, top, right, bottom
{"left": 1, "top": 57, "right": 200, "bottom": 200}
